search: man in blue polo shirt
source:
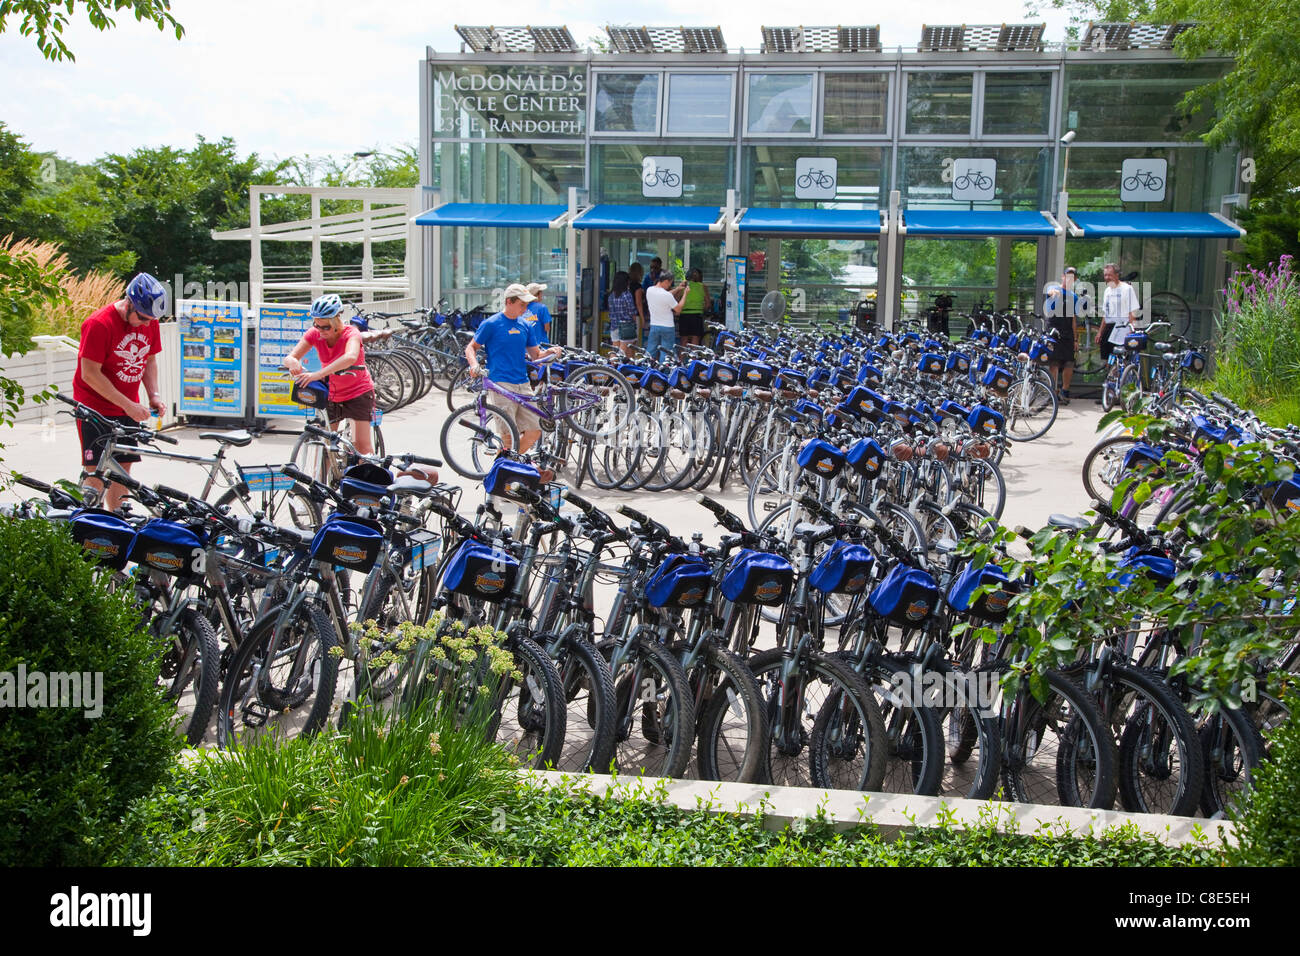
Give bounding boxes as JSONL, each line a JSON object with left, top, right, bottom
{"left": 523, "top": 282, "right": 552, "bottom": 343}
{"left": 464, "top": 283, "right": 562, "bottom": 458}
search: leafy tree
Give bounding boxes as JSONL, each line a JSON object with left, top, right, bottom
{"left": 0, "top": 122, "right": 40, "bottom": 239}
{"left": 0, "top": 0, "right": 182, "bottom": 61}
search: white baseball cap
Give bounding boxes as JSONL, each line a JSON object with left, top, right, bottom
{"left": 526, "top": 282, "right": 547, "bottom": 295}
{"left": 503, "top": 283, "right": 536, "bottom": 302}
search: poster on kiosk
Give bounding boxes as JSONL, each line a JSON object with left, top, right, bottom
{"left": 255, "top": 303, "right": 319, "bottom": 418}
{"left": 725, "top": 255, "right": 746, "bottom": 332}
{"left": 177, "top": 300, "right": 247, "bottom": 417}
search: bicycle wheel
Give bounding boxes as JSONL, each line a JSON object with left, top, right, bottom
{"left": 216, "top": 600, "right": 338, "bottom": 748}
{"left": 607, "top": 636, "right": 695, "bottom": 779}
{"left": 353, "top": 566, "right": 425, "bottom": 703}
{"left": 1006, "top": 377, "right": 1058, "bottom": 442}
{"left": 1081, "top": 435, "right": 1139, "bottom": 505}
{"left": 1000, "top": 668, "right": 1118, "bottom": 809}
{"left": 1103, "top": 662, "right": 1205, "bottom": 816}
{"left": 950, "top": 457, "right": 1006, "bottom": 520}
{"left": 855, "top": 653, "right": 945, "bottom": 796}
{"left": 446, "top": 363, "right": 477, "bottom": 412}
{"left": 939, "top": 669, "right": 1003, "bottom": 800}
{"left": 1199, "top": 706, "right": 1265, "bottom": 817}
{"left": 747, "top": 448, "right": 803, "bottom": 530}
{"left": 689, "top": 641, "right": 769, "bottom": 784}
{"left": 367, "top": 354, "right": 407, "bottom": 411}
{"left": 559, "top": 365, "right": 636, "bottom": 439}
{"left": 214, "top": 479, "right": 321, "bottom": 535}
{"left": 1149, "top": 291, "right": 1192, "bottom": 339}
{"left": 155, "top": 608, "right": 221, "bottom": 747}
{"left": 491, "top": 632, "right": 566, "bottom": 770}
{"left": 749, "top": 646, "right": 888, "bottom": 792}
{"left": 439, "top": 400, "right": 520, "bottom": 480}
{"left": 1117, "top": 363, "right": 1143, "bottom": 412}
{"left": 642, "top": 408, "right": 698, "bottom": 493}
{"left": 550, "top": 630, "right": 617, "bottom": 773}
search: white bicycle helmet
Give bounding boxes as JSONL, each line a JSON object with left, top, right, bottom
{"left": 310, "top": 294, "right": 343, "bottom": 319}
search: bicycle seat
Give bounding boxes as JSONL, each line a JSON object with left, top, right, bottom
{"left": 1047, "top": 513, "right": 1091, "bottom": 532}
{"left": 394, "top": 464, "right": 439, "bottom": 485}
{"left": 388, "top": 475, "right": 433, "bottom": 496}
{"left": 198, "top": 429, "right": 253, "bottom": 447}
{"left": 721, "top": 385, "right": 744, "bottom": 398}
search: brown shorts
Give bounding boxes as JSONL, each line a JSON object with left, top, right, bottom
{"left": 327, "top": 390, "right": 376, "bottom": 424}
{"left": 489, "top": 381, "right": 541, "bottom": 433}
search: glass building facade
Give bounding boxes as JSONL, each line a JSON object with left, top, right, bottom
{"left": 419, "top": 34, "right": 1239, "bottom": 340}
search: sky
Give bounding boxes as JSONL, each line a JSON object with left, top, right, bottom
{"left": 0, "top": 0, "right": 1074, "bottom": 165}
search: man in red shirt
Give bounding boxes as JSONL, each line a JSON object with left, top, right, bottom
{"left": 71, "top": 272, "right": 167, "bottom": 510}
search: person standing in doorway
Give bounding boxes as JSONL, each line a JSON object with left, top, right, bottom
{"left": 608, "top": 270, "right": 639, "bottom": 358}
{"left": 628, "top": 262, "right": 647, "bottom": 342}
{"left": 642, "top": 256, "right": 663, "bottom": 293}
{"left": 644, "top": 271, "right": 685, "bottom": 362}
{"left": 1096, "top": 263, "right": 1141, "bottom": 402}
{"left": 1044, "top": 266, "right": 1082, "bottom": 404}
{"left": 678, "top": 267, "right": 709, "bottom": 348}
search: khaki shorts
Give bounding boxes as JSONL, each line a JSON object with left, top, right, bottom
{"left": 490, "top": 381, "right": 542, "bottom": 433}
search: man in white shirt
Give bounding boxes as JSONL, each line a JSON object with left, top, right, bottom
{"left": 644, "top": 271, "right": 685, "bottom": 362}
{"left": 1097, "top": 263, "right": 1141, "bottom": 364}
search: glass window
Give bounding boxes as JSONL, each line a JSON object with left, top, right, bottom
{"left": 898, "top": 146, "right": 1050, "bottom": 209}
{"left": 982, "top": 72, "right": 1051, "bottom": 136}
{"left": 665, "top": 73, "right": 734, "bottom": 135}
{"left": 743, "top": 145, "right": 887, "bottom": 206}
{"left": 1062, "top": 62, "right": 1224, "bottom": 142}
{"left": 905, "top": 72, "right": 973, "bottom": 135}
{"left": 591, "top": 143, "right": 734, "bottom": 204}
{"left": 594, "top": 73, "right": 660, "bottom": 134}
{"left": 432, "top": 64, "right": 587, "bottom": 138}
{"left": 746, "top": 73, "right": 814, "bottom": 134}
{"left": 822, "top": 73, "right": 888, "bottom": 135}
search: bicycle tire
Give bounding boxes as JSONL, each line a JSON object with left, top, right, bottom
{"left": 688, "top": 641, "right": 770, "bottom": 784}
{"left": 607, "top": 635, "right": 695, "bottom": 779}
{"left": 156, "top": 607, "right": 222, "bottom": 747}
{"left": 1006, "top": 377, "right": 1058, "bottom": 442}
{"left": 485, "top": 632, "right": 566, "bottom": 770}
{"left": 1000, "top": 668, "right": 1118, "bottom": 809}
{"left": 1117, "top": 363, "right": 1143, "bottom": 413}
{"left": 216, "top": 600, "right": 338, "bottom": 748}
{"left": 558, "top": 365, "right": 637, "bottom": 440}
{"left": 439, "top": 400, "right": 520, "bottom": 480}
{"left": 353, "top": 568, "right": 424, "bottom": 703}
{"left": 367, "top": 354, "right": 407, "bottom": 412}
{"left": 950, "top": 457, "right": 1006, "bottom": 520}
{"left": 1102, "top": 662, "right": 1205, "bottom": 816}
{"left": 642, "top": 408, "right": 697, "bottom": 493}
{"left": 549, "top": 630, "right": 617, "bottom": 773}
{"left": 847, "top": 651, "right": 945, "bottom": 796}
{"left": 1198, "top": 705, "right": 1265, "bottom": 817}
{"left": 213, "top": 479, "right": 321, "bottom": 535}
{"left": 1149, "top": 291, "right": 1192, "bottom": 339}
{"left": 749, "top": 646, "right": 888, "bottom": 792}
{"left": 1081, "top": 435, "right": 1140, "bottom": 505}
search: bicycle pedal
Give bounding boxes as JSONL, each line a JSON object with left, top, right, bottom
{"left": 242, "top": 702, "right": 272, "bottom": 727}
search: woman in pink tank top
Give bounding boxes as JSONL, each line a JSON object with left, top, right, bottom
{"left": 284, "top": 294, "right": 378, "bottom": 455}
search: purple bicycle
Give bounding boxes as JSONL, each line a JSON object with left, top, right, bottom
{"left": 438, "top": 354, "right": 636, "bottom": 479}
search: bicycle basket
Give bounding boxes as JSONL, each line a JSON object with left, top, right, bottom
{"left": 309, "top": 514, "right": 384, "bottom": 573}
{"left": 291, "top": 380, "right": 330, "bottom": 408}
{"left": 868, "top": 564, "right": 940, "bottom": 627}
{"left": 484, "top": 458, "right": 540, "bottom": 501}
{"left": 686, "top": 359, "right": 713, "bottom": 387}
{"left": 857, "top": 364, "right": 884, "bottom": 386}
{"left": 1182, "top": 350, "right": 1207, "bottom": 374}
{"left": 967, "top": 404, "right": 1005, "bottom": 437}
{"left": 1272, "top": 477, "right": 1300, "bottom": 515}
{"left": 939, "top": 399, "right": 971, "bottom": 422}
{"left": 668, "top": 367, "right": 692, "bottom": 392}
{"left": 946, "top": 351, "right": 971, "bottom": 374}
{"left": 1028, "top": 341, "right": 1051, "bottom": 364}
{"left": 918, "top": 352, "right": 945, "bottom": 376}
{"left": 844, "top": 386, "right": 885, "bottom": 420}
{"left": 946, "top": 561, "right": 1019, "bottom": 622}
{"left": 846, "top": 437, "right": 886, "bottom": 480}
{"left": 798, "top": 438, "right": 846, "bottom": 479}
{"left": 442, "top": 539, "right": 519, "bottom": 602}
{"left": 774, "top": 368, "right": 807, "bottom": 390}
{"left": 791, "top": 399, "right": 824, "bottom": 423}
{"left": 1113, "top": 547, "right": 1175, "bottom": 590}
{"left": 340, "top": 461, "right": 395, "bottom": 510}
{"left": 69, "top": 508, "right": 135, "bottom": 571}
{"left": 981, "top": 366, "right": 1013, "bottom": 393}
{"left": 645, "top": 554, "right": 713, "bottom": 608}
{"left": 404, "top": 528, "right": 442, "bottom": 573}
{"left": 617, "top": 363, "right": 649, "bottom": 381}
{"left": 1005, "top": 332, "right": 1021, "bottom": 351}
{"left": 640, "top": 369, "right": 671, "bottom": 396}
{"left": 129, "top": 519, "right": 208, "bottom": 578}
{"left": 832, "top": 369, "right": 857, "bottom": 391}
{"left": 809, "top": 540, "right": 876, "bottom": 595}
{"left": 1122, "top": 443, "right": 1166, "bottom": 474}
{"left": 1124, "top": 332, "right": 1148, "bottom": 352}
{"left": 720, "top": 549, "right": 794, "bottom": 605}
{"left": 710, "top": 362, "right": 739, "bottom": 387}
{"left": 739, "top": 361, "right": 774, "bottom": 387}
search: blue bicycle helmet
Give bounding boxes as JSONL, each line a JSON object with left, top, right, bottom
{"left": 310, "top": 294, "right": 343, "bottom": 319}
{"left": 125, "top": 272, "right": 168, "bottom": 318}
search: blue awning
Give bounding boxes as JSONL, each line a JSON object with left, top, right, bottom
{"left": 901, "top": 210, "right": 1059, "bottom": 237}
{"left": 1068, "top": 211, "right": 1245, "bottom": 238}
{"left": 736, "top": 207, "right": 884, "bottom": 235}
{"left": 413, "top": 203, "right": 567, "bottom": 228}
{"left": 572, "top": 204, "right": 724, "bottom": 232}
